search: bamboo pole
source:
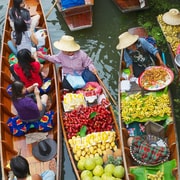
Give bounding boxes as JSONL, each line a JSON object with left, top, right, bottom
{"left": 45, "top": 0, "right": 58, "bottom": 19}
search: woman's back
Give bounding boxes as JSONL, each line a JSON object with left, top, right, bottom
{"left": 14, "top": 49, "right": 43, "bottom": 88}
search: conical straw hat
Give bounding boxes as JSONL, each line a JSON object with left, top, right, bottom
{"left": 53, "top": 35, "right": 80, "bottom": 51}
{"left": 162, "top": 9, "right": 180, "bottom": 26}
{"left": 116, "top": 32, "right": 139, "bottom": 50}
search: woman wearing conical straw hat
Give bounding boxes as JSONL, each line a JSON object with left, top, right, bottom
{"left": 116, "top": 31, "right": 165, "bottom": 79}
{"left": 37, "top": 35, "right": 97, "bottom": 91}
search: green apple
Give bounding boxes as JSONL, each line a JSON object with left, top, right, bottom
{"left": 93, "top": 156, "right": 103, "bottom": 166}
{"left": 93, "top": 165, "right": 104, "bottom": 177}
{"left": 104, "top": 164, "right": 115, "bottom": 175}
{"left": 84, "top": 158, "right": 96, "bottom": 171}
{"left": 113, "top": 165, "right": 125, "bottom": 178}
{"left": 92, "top": 176, "right": 102, "bottom": 180}
{"left": 77, "top": 158, "right": 86, "bottom": 171}
{"left": 101, "top": 173, "right": 113, "bottom": 180}
{"left": 81, "top": 170, "right": 93, "bottom": 179}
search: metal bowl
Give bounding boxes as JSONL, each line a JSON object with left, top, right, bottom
{"left": 175, "top": 54, "right": 180, "bottom": 67}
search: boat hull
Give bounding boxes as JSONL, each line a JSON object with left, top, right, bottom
{"left": 0, "top": 0, "right": 62, "bottom": 179}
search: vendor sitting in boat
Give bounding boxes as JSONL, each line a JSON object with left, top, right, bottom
{"left": 116, "top": 32, "right": 165, "bottom": 79}
{"left": 37, "top": 35, "right": 98, "bottom": 91}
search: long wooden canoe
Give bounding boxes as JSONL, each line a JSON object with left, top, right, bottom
{"left": 112, "top": 0, "right": 149, "bottom": 13}
{"left": 157, "top": 14, "right": 180, "bottom": 80}
{"left": 57, "top": 67, "right": 129, "bottom": 179}
{"left": 0, "top": 0, "right": 62, "bottom": 179}
{"left": 118, "top": 27, "right": 179, "bottom": 180}
{"left": 56, "top": 0, "right": 94, "bottom": 31}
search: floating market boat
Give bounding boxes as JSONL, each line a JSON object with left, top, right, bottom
{"left": 0, "top": 0, "right": 62, "bottom": 179}
{"left": 57, "top": 67, "right": 128, "bottom": 179}
{"left": 56, "top": 0, "right": 94, "bottom": 31}
{"left": 118, "top": 27, "right": 179, "bottom": 180}
{"left": 157, "top": 10, "right": 180, "bottom": 80}
{"left": 111, "top": 0, "right": 149, "bottom": 13}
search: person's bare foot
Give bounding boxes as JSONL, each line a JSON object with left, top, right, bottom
{"left": 49, "top": 158, "right": 57, "bottom": 174}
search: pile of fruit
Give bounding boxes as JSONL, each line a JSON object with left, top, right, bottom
{"left": 121, "top": 92, "right": 171, "bottom": 124}
{"left": 157, "top": 14, "right": 180, "bottom": 53}
{"left": 68, "top": 131, "right": 117, "bottom": 161}
{"left": 64, "top": 104, "right": 113, "bottom": 139}
{"left": 63, "top": 93, "right": 86, "bottom": 111}
{"left": 77, "top": 153, "right": 125, "bottom": 180}
{"left": 147, "top": 171, "right": 164, "bottom": 180}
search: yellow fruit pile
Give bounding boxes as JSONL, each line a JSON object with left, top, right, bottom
{"left": 63, "top": 93, "right": 86, "bottom": 111}
{"left": 121, "top": 92, "right": 171, "bottom": 124}
{"left": 157, "top": 14, "right": 180, "bottom": 53}
{"left": 68, "top": 131, "right": 117, "bottom": 161}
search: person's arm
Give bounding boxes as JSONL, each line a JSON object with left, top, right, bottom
{"left": 32, "top": 174, "right": 42, "bottom": 180}
{"left": 155, "top": 52, "right": 164, "bottom": 66}
{"left": 37, "top": 51, "right": 62, "bottom": 64}
{"left": 124, "top": 49, "right": 134, "bottom": 79}
{"left": 34, "top": 86, "right": 43, "bottom": 111}
{"left": 140, "top": 38, "right": 164, "bottom": 66}
{"left": 80, "top": 50, "right": 97, "bottom": 73}
{"left": 30, "top": 31, "right": 38, "bottom": 45}
{"left": 26, "top": 83, "right": 39, "bottom": 93}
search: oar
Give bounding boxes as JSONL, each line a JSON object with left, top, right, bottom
{"left": 95, "top": 73, "right": 117, "bottom": 106}
{"left": 45, "top": 0, "right": 58, "bottom": 19}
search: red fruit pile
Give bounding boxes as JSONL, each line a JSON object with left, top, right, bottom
{"left": 63, "top": 104, "right": 113, "bottom": 139}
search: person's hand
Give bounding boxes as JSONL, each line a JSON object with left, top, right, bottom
{"left": 34, "top": 86, "right": 40, "bottom": 96}
{"left": 159, "top": 61, "right": 166, "bottom": 67}
{"left": 128, "top": 73, "right": 134, "bottom": 80}
{"left": 37, "top": 51, "right": 44, "bottom": 59}
{"left": 33, "top": 83, "right": 39, "bottom": 87}
{"left": 92, "top": 68, "right": 97, "bottom": 74}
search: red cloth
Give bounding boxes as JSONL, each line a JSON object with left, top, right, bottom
{"left": 14, "top": 62, "right": 43, "bottom": 88}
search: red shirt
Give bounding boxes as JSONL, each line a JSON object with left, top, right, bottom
{"left": 14, "top": 61, "right": 43, "bottom": 88}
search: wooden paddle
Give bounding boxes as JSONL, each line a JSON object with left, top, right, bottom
{"left": 95, "top": 73, "right": 117, "bottom": 106}
{"left": 45, "top": 0, "right": 58, "bottom": 19}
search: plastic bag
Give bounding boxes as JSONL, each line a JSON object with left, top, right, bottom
{"left": 66, "top": 74, "right": 86, "bottom": 90}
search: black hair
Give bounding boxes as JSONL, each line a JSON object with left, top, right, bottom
{"left": 11, "top": 0, "right": 23, "bottom": 18}
{"left": 14, "top": 17, "right": 27, "bottom": 45}
{"left": 10, "top": 155, "right": 30, "bottom": 178}
{"left": 11, "top": 81, "right": 25, "bottom": 101}
{"left": 17, "top": 49, "right": 35, "bottom": 79}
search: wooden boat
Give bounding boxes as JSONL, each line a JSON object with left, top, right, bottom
{"left": 118, "top": 27, "right": 179, "bottom": 180}
{"left": 112, "top": 0, "right": 149, "bottom": 13}
{"left": 0, "top": 0, "right": 62, "bottom": 179}
{"left": 157, "top": 13, "right": 180, "bottom": 80}
{"left": 57, "top": 67, "right": 129, "bottom": 179}
{"left": 56, "top": 0, "right": 94, "bottom": 31}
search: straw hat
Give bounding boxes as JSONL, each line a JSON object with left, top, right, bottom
{"left": 116, "top": 32, "right": 139, "bottom": 50}
{"left": 32, "top": 138, "right": 57, "bottom": 162}
{"left": 162, "top": 9, "right": 180, "bottom": 25}
{"left": 53, "top": 35, "right": 80, "bottom": 52}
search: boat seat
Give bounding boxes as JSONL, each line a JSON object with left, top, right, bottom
{"left": 165, "top": 123, "right": 176, "bottom": 147}
{"left": 122, "top": 128, "right": 130, "bottom": 148}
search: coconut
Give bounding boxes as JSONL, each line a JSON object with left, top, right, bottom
{"left": 113, "top": 148, "right": 122, "bottom": 158}
{"left": 127, "top": 137, "right": 134, "bottom": 147}
{"left": 103, "top": 149, "right": 113, "bottom": 163}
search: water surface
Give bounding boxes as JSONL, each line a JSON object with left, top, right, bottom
{"left": 0, "top": 0, "right": 180, "bottom": 179}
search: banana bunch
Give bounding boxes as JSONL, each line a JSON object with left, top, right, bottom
{"left": 157, "top": 14, "right": 180, "bottom": 53}
{"left": 121, "top": 92, "right": 171, "bottom": 123}
{"left": 147, "top": 171, "right": 164, "bottom": 180}
{"left": 68, "top": 131, "right": 117, "bottom": 161}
